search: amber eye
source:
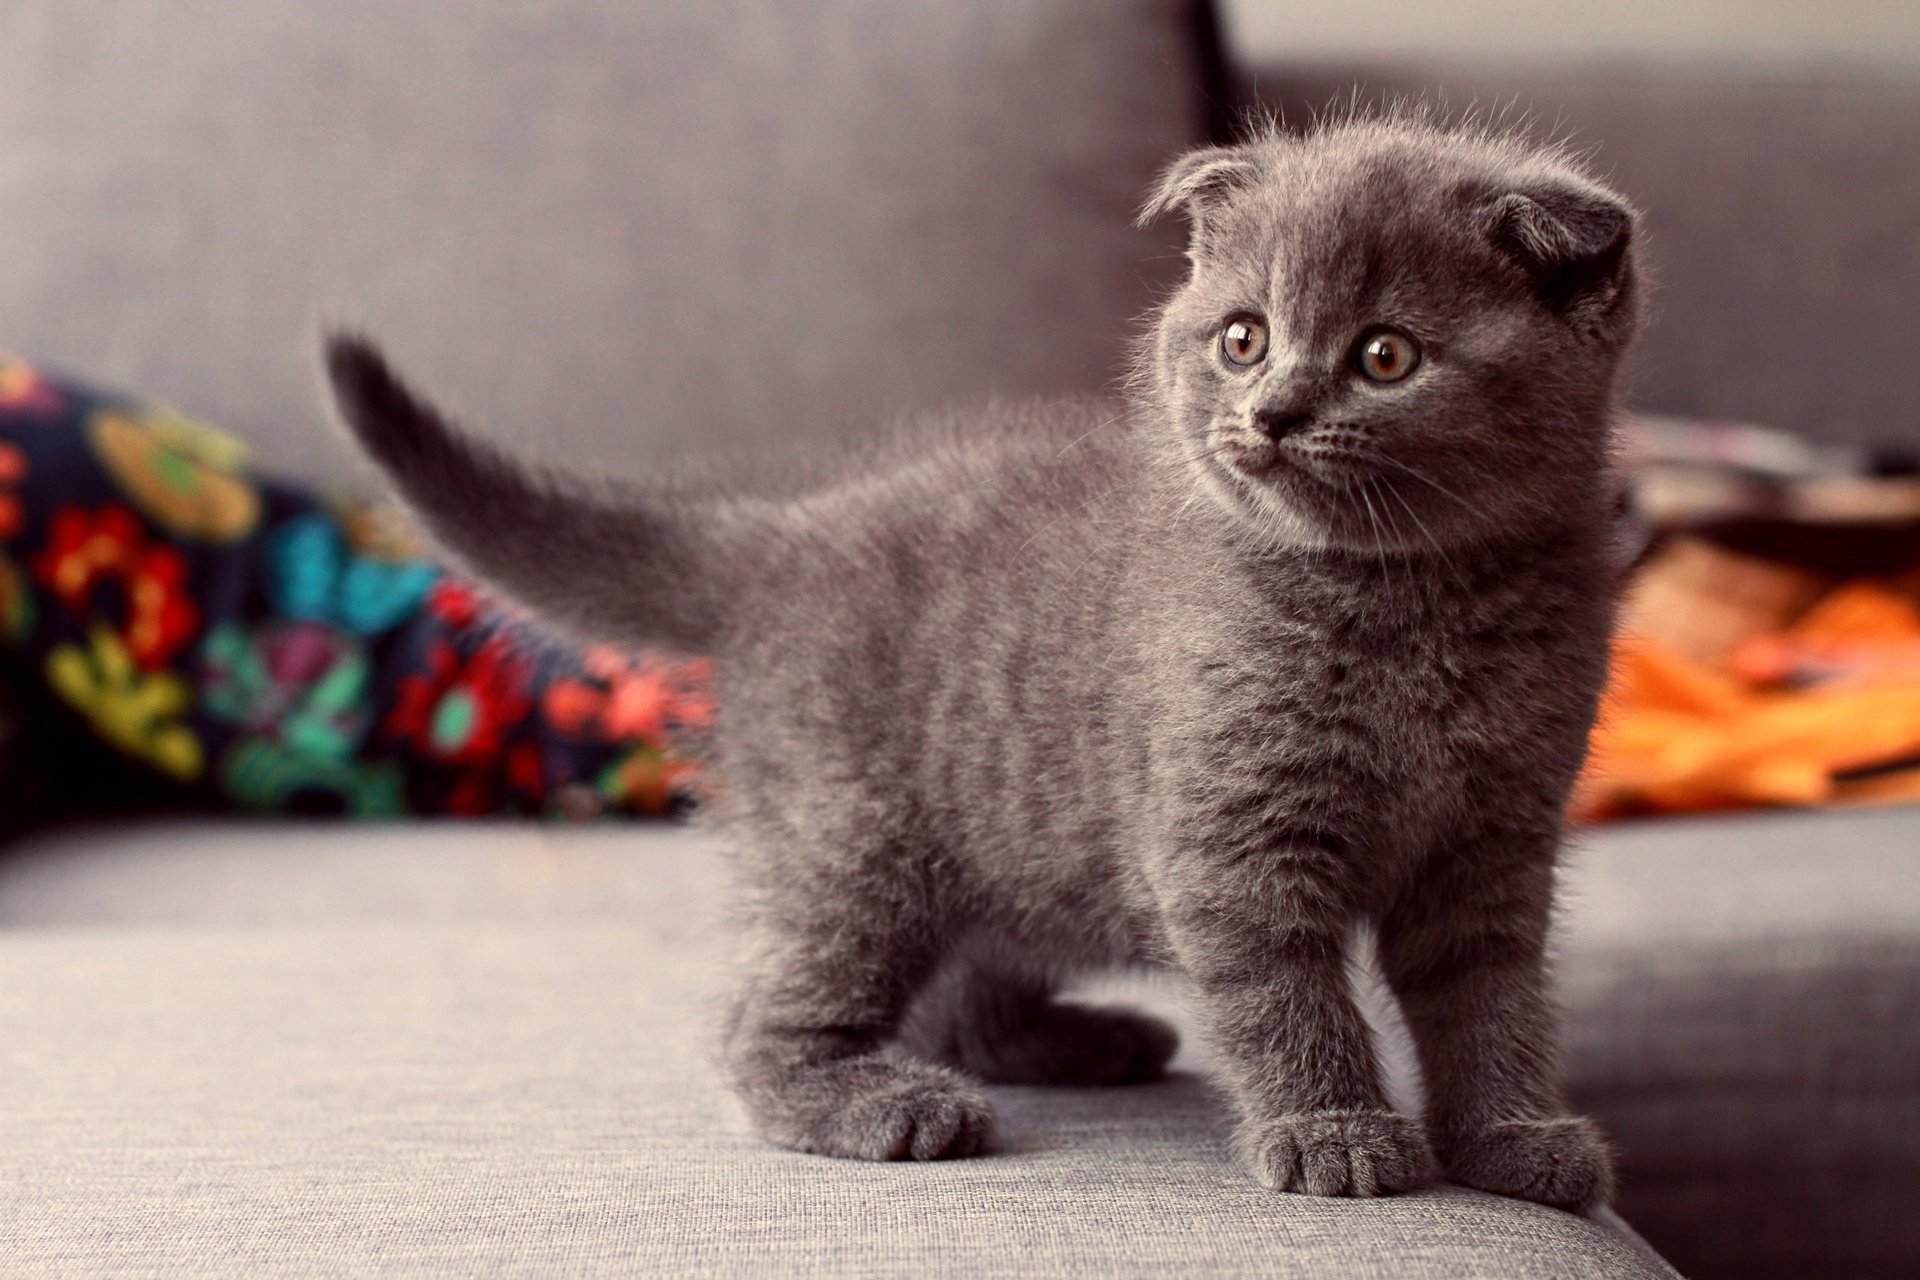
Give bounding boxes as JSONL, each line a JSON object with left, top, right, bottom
{"left": 1219, "top": 314, "right": 1270, "bottom": 367}
{"left": 1354, "top": 328, "right": 1421, "bottom": 383}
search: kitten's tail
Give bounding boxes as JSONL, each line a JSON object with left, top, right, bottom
{"left": 324, "top": 335, "right": 753, "bottom": 653}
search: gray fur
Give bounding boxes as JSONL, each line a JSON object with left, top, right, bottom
{"left": 326, "top": 112, "right": 1640, "bottom": 1209}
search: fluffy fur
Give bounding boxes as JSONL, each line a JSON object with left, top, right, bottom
{"left": 326, "top": 112, "right": 1641, "bottom": 1208}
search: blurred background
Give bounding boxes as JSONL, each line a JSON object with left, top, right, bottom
{"left": 1228, "top": 0, "right": 1920, "bottom": 65}
{"left": 2, "top": 3, "right": 1917, "bottom": 1278}
{"left": 11, "top": 0, "right": 1920, "bottom": 819}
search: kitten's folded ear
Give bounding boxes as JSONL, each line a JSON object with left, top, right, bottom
{"left": 1137, "top": 144, "right": 1261, "bottom": 245}
{"left": 1484, "top": 182, "right": 1638, "bottom": 335}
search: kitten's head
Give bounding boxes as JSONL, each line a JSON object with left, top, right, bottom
{"left": 1138, "top": 112, "right": 1642, "bottom": 553}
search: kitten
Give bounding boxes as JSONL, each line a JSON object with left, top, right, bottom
{"left": 326, "top": 111, "right": 1640, "bottom": 1209}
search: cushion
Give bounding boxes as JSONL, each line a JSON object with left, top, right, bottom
{"left": 0, "top": 1, "right": 1206, "bottom": 489}
{"left": 0, "top": 821, "right": 1675, "bottom": 1278}
{"left": 0, "top": 355, "right": 709, "bottom": 819}
{"left": 1561, "top": 807, "right": 1920, "bottom": 1279}
{"left": 25, "top": 804, "right": 1920, "bottom": 1275}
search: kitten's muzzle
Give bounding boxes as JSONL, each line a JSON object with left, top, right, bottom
{"left": 1253, "top": 408, "right": 1314, "bottom": 441}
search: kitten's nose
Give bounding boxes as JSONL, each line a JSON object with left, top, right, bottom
{"left": 1254, "top": 408, "right": 1311, "bottom": 441}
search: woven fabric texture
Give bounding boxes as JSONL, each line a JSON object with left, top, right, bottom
{"left": 0, "top": 823, "right": 1674, "bottom": 1279}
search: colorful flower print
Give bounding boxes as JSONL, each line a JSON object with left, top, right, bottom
{"left": 428, "top": 578, "right": 481, "bottom": 629}
{"left": 201, "top": 621, "right": 375, "bottom": 761}
{"left": 33, "top": 505, "right": 196, "bottom": 668}
{"left": 425, "top": 577, "right": 530, "bottom": 631}
{"left": 0, "top": 552, "right": 35, "bottom": 643}
{"left": 264, "top": 511, "right": 439, "bottom": 637}
{"left": 438, "top": 739, "right": 548, "bottom": 816}
{"left": 0, "top": 442, "right": 26, "bottom": 541}
{"left": 88, "top": 407, "right": 262, "bottom": 543}
{"left": 220, "top": 736, "right": 404, "bottom": 818}
{"left": 596, "top": 743, "right": 701, "bottom": 815}
{"left": 543, "top": 645, "right": 713, "bottom": 745}
{"left": 333, "top": 502, "right": 427, "bottom": 562}
{"left": 384, "top": 631, "right": 542, "bottom": 814}
{"left": 45, "top": 628, "right": 202, "bottom": 779}
{"left": 0, "top": 353, "right": 727, "bottom": 820}
{"left": 385, "top": 633, "right": 533, "bottom": 766}
{"left": 0, "top": 354, "right": 61, "bottom": 414}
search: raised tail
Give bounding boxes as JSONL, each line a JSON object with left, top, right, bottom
{"left": 324, "top": 334, "right": 744, "bottom": 653}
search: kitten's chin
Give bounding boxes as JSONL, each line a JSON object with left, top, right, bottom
{"left": 1191, "top": 450, "right": 1346, "bottom": 551}
{"left": 1203, "top": 445, "right": 1478, "bottom": 557}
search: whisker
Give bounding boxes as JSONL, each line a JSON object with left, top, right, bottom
{"left": 1377, "top": 475, "right": 1471, "bottom": 591}
{"left": 1052, "top": 410, "right": 1125, "bottom": 459}
{"left": 1358, "top": 451, "right": 1476, "bottom": 512}
{"left": 1169, "top": 440, "right": 1242, "bottom": 468}
{"left": 1355, "top": 477, "right": 1393, "bottom": 592}
{"left": 1377, "top": 477, "right": 1411, "bottom": 567}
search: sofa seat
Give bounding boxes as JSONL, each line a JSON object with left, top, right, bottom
{"left": 0, "top": 822, "right": 1674, "bottom": 1278}
{"left": 1559, "top": 809, "right": 1920, "bottom": 1280}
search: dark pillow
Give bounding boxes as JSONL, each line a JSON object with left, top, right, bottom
{"left": 0, "top": 351, "right": 709, "bottom": 819}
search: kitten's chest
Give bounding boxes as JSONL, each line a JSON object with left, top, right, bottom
{"left": 1286, "top": 611, "right": 1496, "bottom": 796}
{"left": 1172, "top": 561, "right": 1609, "bottom": 855}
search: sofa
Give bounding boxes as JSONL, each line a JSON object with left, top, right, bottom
{"left": 2, "top": 3, "right": 1914, "bottom": 1276}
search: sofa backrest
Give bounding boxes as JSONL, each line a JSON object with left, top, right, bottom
{"left": 0, "top": 1, "right": 1212, "bottom": 488}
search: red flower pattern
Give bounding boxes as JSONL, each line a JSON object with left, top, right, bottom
{"left": 32, "top": 504, "right": 196, "bottom": 668}
{"left": 543, "top": 645, "right": 713, "bottom": 745}
{"left": 426, "top": 578, "right": 482, "bottom": 630}
{"left": 427, "top": 577, "right": 532, "bottom": 632}
{"left": 0, "top": 443, "right": 26, "bottom": 541}
{"left": 385, "top": 633, "right": 531, "bottom": 764}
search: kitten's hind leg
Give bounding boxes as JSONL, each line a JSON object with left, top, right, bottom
{"left": 722, "top": 847, "right": 994, "bottom": 1161}
{"left": 899, "top": 964, "right": 1179, "bottom": 1087}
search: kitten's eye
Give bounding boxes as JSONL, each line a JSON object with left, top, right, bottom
{"left": 1354, "top": 328, "right": 1421, "bottom": 383}
{"left": 1219, "top": 314, "right": 1269, "bottom": 367}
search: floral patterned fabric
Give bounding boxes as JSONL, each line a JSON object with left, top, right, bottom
{"left": 0, "top": 352, "right": 711, "bottom": 818}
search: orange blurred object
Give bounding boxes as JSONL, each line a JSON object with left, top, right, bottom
{"left": 1618, "top": 536, "right": 1825, "bottom": 667}
{"left": 1577, "top": 560, "right": 1920, "bottom": 821}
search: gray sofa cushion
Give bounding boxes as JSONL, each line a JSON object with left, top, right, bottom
{"left": 0, "top": 1, "right": 1204, "bottom": 489}
{"left": 14, "top": 808, "right": 1919, "bottom": 1276}
{"left": 1244, "top": 65, "right": 1920, "bottom": 451}
{"left": 1561, "top": 809, "right": 1920, "bottom": 1280}
{"left": 0, "top": 821, "right": 1674, "bottom": 1278}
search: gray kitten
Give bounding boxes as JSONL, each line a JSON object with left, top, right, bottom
{"left": 326, "top": 112, "right": 1639, "bottom": 1209}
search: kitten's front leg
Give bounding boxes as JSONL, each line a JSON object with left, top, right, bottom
{"left": 1380, "top": 838, "right": 1614, "bottom": 1210}
{"left": 1152, "top": 841, "right": 1436, "bottom": 1196}
{"left": 722, "top": 823, "right": 994, "bottom": 1162}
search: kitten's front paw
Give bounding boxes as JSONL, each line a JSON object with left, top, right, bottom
{"left": 1442, "top": 1116, "right": 1615, "bottom": 1210}
{"left": 750, "top": 1053, "right": 996, "bottom": 1162}
{"left": 1237, "top": 1110, "right": 1436, "bottom": 1196}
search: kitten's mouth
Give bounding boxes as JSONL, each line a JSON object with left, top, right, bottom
{"left": 1210, "top": 432, "right": 1414, "bottom": 545}
{"left": 1216, "top": 433, "right": 1350, "bottom": 495}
